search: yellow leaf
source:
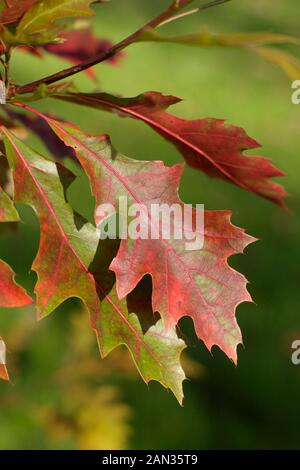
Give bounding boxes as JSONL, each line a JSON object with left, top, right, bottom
{"left": 256, "top": 47, "right": 300, "bottom": 80}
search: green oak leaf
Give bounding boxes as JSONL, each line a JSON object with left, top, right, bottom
{"left": 96, "top": 286, "right": 186, "bottom": 405}
{"left": 15, "top": 0, "right": 99, "bottom": 44}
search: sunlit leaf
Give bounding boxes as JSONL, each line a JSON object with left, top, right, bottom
{"left": 35, "top": 110, "right": 256, "bottom": 364}
{"left": 15, "top": 0, "right": 100, "bottom": 43}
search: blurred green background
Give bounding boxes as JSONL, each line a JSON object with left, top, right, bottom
{"left": 0, "top": 0, "right": 300, "bottom": 450}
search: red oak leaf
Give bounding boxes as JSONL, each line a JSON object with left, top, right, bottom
{"left": 26, "top": 105, "right": 256, "bottom": 363}
{"left": 0, "top": 0, "right": 37, "bottom": 25}
{"left": 60, "top": 92, "right": 287, "bottom": 207}
{"left": 1, "top": 124, "right": 186, "bottom": 401}
{"left": 1, "top": 126, "right": 101, "bottom": 321}
{"left": 44, "top": 29, "right": 123, "bottom": 81}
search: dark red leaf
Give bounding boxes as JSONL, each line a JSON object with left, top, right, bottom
{"left": 44, "top": 29, "right": 123, "bottom": 80}
{"left": 5, "top": 108, "right": 76, "bottom": 160}
{"left": 60, "top": 91, "right": 287, "bottom": 207}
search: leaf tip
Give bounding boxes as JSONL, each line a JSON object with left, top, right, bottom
{"left": 0, "top": 364, "right": 9, "bottom": 382}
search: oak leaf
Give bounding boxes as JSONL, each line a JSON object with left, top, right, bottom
{"left": 16, "top": 0, "right": 98, "bottom": 36}
{"left": 1, "top": 126, "right": 187, "bottom": 401}
{"left": 33, "top": 109, "right": 256, "bottom": 363}
{"left": 58, "top": 91, "right": 287, "bottom": 207}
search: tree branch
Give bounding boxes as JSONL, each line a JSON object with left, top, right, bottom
{"left": 14, "top": 0, "right": 230, "bottom": 96}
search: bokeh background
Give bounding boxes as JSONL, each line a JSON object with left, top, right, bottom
{"left": 0, "top": 0, "right": 300, "bottom": 449}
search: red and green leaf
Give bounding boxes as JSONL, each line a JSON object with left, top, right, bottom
{"left": 31, "top": 109, "right": 256, "bottom": 363}
{"left": 1, "top": 126, "right": 101, "bottom": 319}
{"left": 0, "top": 127, "right": 186, "bottom": 401}
{"left": 97, "top": 286, "right": 186, "bottom": 404}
